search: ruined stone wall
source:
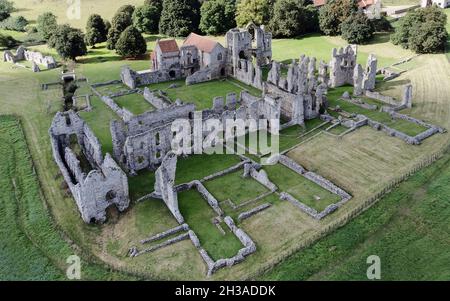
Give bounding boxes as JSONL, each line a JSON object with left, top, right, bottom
{"left": 143, "top": 87, "right": 171, "bottom": 109}
{"left": 49, "top": 111, "right": 130, "bottom": 223}
{"left": 233, "top": 59, "right": 263, "bottom": 90}
{"left": 121, "top": 66, "right": 182, "bottom": 89}
{"left": 329, "top": 45, "right": 357, "bottom": 88}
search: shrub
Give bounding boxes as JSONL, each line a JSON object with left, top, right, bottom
{"left": 341, "top": 11, "right": 374, "bottom": 44}
{"left": 0, "top": 15, "right": 29, "bottom": 31}
{"left": 115, "top": 26, "right": 147, "bottom": 58}
{"left": 85, "top": 14, "right": 108, "bottom": 47}
{"left": 48, "top": 24, "right": 87, "bottom": 61}
{"left": 371, "top": 16, "right": 393, "bottom": 32}
{"left": 0, "top": 32, "right": 17, "bottom": 48}
{"left": 199, "top": 0, "right": 236, "bottom": 35}
{"left": 0, "top": 0, "right": 13, "bottom": 22}
{"left": 107, "top": 11, "right": 132, "bottom": 49}
{"left": 318, "top": 0, "right": 357, "bottom": 36}
{"left": 132, "top": 4, "right": 160, "bottom": 34}
{"left": 37, "top": 12, "right": 58, "bottom": 40}
{"left": 159, "top": 0, "right": 201, "bottom": 37}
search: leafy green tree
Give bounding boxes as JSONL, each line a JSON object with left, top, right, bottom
{"left": 0, "top": 0, "right": 13, "bottom": 22}
{"left": 48, "top": 24, "right": 87, "bottom": 61}
{"left": 144, "top": 0, "right": 163, "bottom": 12}
{"left": 37, "top": 12, "right": 58, "bottom": 40}
{"left": 371, "top": 16, "right": 393, "bottom": 32}
{"left": 107, "top": 11, "right": 133, "bottom": 49}
{"left": 0, "top": 15, "right": 29, "bottom": 31}
{"left": 391, "top": 6, "right": 448, "bottom": 53}
{"left": 269, "top": 0, "right": 319, "bottom": 38}
{"left": 117, "top": 5, "right": 135, "bottom": 18}
{"left": 0, "top": 32, "right": 16, "bottom": 48}
{"left": 235, "top": 0, "right": 271, "bottom": 27}
{"left": 115, "top": 25, "right": 147, "bottom": 57}
{"left": 159, "top": 0, "right": 201, "bottom": 37}
{"left": 341, "top": 11, "right": 374, "bottom": 44}
{"left": 199, "top": 0, "right": 236, "bottom": 35}
{"left": 132, "top": 4, "right": 160, "bottom": 34}
{"left": 318, "top": 0, "right": 357, "bottom": 36}
{"left": 84, "top": 14, "right": 107, "bottom": 47}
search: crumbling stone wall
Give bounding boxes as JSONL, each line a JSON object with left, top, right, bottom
{"left": 121, "top": 65, "right": 182, "bottom": 89}
{"left": 329, "top": 45, "right": 357, "bottom": 88}
{"left": 233, "top": 59, "right": 263, "bottom": 90}
{"left": 3, "top": 46, "right": 57, "bottom": 70}
{"left": 143, "top": 87, "right": 171, "bottom": 109}
{"left": 49, "top": 111, "right": 129, "bottom": 223}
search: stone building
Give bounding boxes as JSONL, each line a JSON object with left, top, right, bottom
{"left": 49, "top": 111, "right": 130, "bottom": 223}
{"left": 329, "top": 45, "right": 358, "bottom": 88}
{"left": 421, "top": 0, "right": 450, "bottom": 8}
{"left": 151, "top": 39, "right": 182, "bottom": 78}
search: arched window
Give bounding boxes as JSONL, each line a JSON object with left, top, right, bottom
{"left": 217, "top": 53, "right": 223, "bottom": 61}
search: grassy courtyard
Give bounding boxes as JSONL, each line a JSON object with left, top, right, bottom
{"left": 114, "top": 93, "right": 155, "bottom": 115}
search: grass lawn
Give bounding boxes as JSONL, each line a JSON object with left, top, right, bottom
{"left": 204, "top": 170, "right": 270, "bottom": 205}
{"left": 147, "top": 78, "right": 261, "bottom": 110}
{"left": 178, "top": 189, "right": 243, "bottom": 261}
{"left": 0, "top": 116, "right": 135, "bottom": 280}
{"left": 262, "top": 149, "right": 450, "bottom": 280}
{"left": 265, "top": 164, "right": 341, "bottom": 212}
{"left": 328, "top": 125, "right": 349, "bottom": 135}
{"left": 114, "top": 93, "right": 154, "bottom": 115}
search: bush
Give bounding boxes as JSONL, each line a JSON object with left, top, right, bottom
{"left": 0, "top": 15, "right": 29, "bottom": 31}
{"left": 115, "top": 26, "right": 147, "bottom": 58}
{"left": 199, "top": 0, "right": 236, "bottom": 35}
{"left": 107, "top": 11, "right": 132, "bottom": 49}
{"left": 235, "top": 0, "right": 271, "bottom": 27}
{"left": 371, "top": 16, "right": 393, "bottom": 32}
{"left": 0, "top": 32, "right": 17, "bottom": 48}
{"left": 37, "top": 12, "right": 58, "bottom": 40}
{"left": 0, "top": 0, "right": 13, "bottom": 22}
{"left": 341, "top": 11, "right": 374, "bottom": 44}
{"left": 391, "top": 6, "right": 448, "bottom": 54}
{"left": 48, "top": 24, "right": 87, "bottom": 61}
{"left": 159, "top": 0, "right": 201, "bottom": 37}
{"left": 132, "top": 4, "right": 160, "bottom": 34}
{"left": 269, "top": 0, "right": 319, "bottom": 38}
{"left": 85, "top": 14, "right": 108, "bottom": 47}
{"left": 319, "top": 0, "right": 357, "bottom": 36}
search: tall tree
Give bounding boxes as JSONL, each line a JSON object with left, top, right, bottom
{"left": 199, "top": 0, "right": 236, "bottom": 35}
{"left": 340, "top": 11, "right": 374, "bottom": 44}
{"left": 132, "top": 4, "right": 160, "bottom": 34}
{"left": 48, "top": 24, "right": 87, "bottom": 61}
{"left": 107, "top": 11, "right": 133, "bottom": 49}
{"left": 36, "top": 12, "right": 58, "bottom": 40}
{"left": 0, "top": 0, "right": 13, "bottom": 22}
{"left": 84, "top": 14, "right": 107, "bottom": 47}
{"left": 159, "top": 0, "right": 201, "bottom": 37}
{"left": 115, "top": 25, "right": 147, "bottom": 57}
{"left": 235, "top": 0, "right": 271, "bottom": 27}
{"left": 116, "top": 5, "right": 135, "bottom": 18}
{"left": 318, "top": 0, "right": 357, "bottom": 36}
{"left": 269, "top": 0, "right": 319, "bottom": 38}
{"left": 144, "top": 0, "right": 163, "bottom": 12}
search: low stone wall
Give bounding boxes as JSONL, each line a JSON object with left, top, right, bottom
{"left": 131, "top": 232, "right": 190, "bottom": 257}
{"left": 109, "top": 88, "right": 140, "bottom": 98}
{"left": 191, "top": 181, "right": 223, "bottom": 216}
{"left": 186, "top": 67, "right": 217, "bottom": 85}
{"left": 238, "top": 203, "right": 272, "bottom": 221}
{"left": 90, "top": 85, "right": 134, "bottom": 121}
{"left": 140, "top": 224, "right": 189, "bottom": 244}
{"left": 364, "top": 90, "right": 398, "bottom": 106}
{"left": 367, "top": 118, "right": 419, "bottom": 145}
{"left": 201, "top": 160, "right": 249, "bottom": 182}
{"left": 143, "top": 87, "right": 171, "bottom": 109}
{"left": 278, "top": 155, "right": 306, "bottom": 174}
{"left": 91, "top": 80, "right": 122, "bottom": 88}
{"left": 280, "top": 192, "right": 339, "bottom": 220}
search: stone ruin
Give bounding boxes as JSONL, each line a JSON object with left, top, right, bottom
{"left": 3, "top": 45, "right": 57, "bottom": 71}
{"left": 353, "top": 54, "right": 377, "bottom": 96}
{"left": 329, "top": 45, "right": 358, "bottom": 88}
{"left": 49, "top": 111, "right": 130, "bottom": 223}
{"left": 110, "top": 91, "right": 280, "bottom": 175}
{"left": 265, "top": 55, "right": 329, "bottom": 126}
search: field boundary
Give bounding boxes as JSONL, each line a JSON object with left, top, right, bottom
{"left": 245, "top": 140, "right": 450, "bottom": 280}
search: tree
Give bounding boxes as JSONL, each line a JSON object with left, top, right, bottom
{"left": 371, "top": 16, "right": 393, "bottom": 32}
{"left": 0, "top": 15, "right": 29, "bottom": 31}
{"left": 105, "top": 20, "right": 111, "bottom": 33}
{"left": 0, "top": 0, "right": 13, "bottom": 22}
{"left": 341, "top": 11, "right": 374, "bottom": 44}
{"left": 235, "top": 0, "right": 271, "bottom": 27}
{"left": 85, "top": 14, "right": 107, "bottom": 47}
{"left": 144, "top": 0, "right": 163, "bottom": 12}
{"left": 199, "top": 0, "right": 236, "bottom": 35}
{"left": 107, "top": 11, "right": 133, "bottom": 49}
{"left": 37, "top": 12, "right": 58, "bottom": 40}
{"left": 159, "top": 0, "right": 201, "bottom": 37}
{"left": 117, "top": 5, "right": 135, "bottom": 18}
{"left": 132, "top": 4, "right": 160, "bottom": 34}
{"left": 318, "top": 0, "right": 357, "bottom": 36}
{"left": 115, "top": 26, "right": 147, "bottom": 58}
{"left": 48, "top": 24, "right": 87, "bottom": 61}
{"left": 0, "top": 32, "right": 16, "bottom": 48}
{"left": 391, "top": 6, "right": 448, "bottom": 53}
{"left": 269, "top": 0, "right": 319, "bottom": 38}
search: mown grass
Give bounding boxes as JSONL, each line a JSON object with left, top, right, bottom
{"left": 114, "top": 93, "right": 154, "bottom": 115}
{"left": 264, "top": 164, "right": 341, "bottom": 212}
{"left": 204, "top": 170, "right": 269, "bottom": 205}
{"left": 0, "top": 116, "right": 136, "bottom": 280}
{"left": 147, "top": 78, "right": 261, "bottom": 110}
{"left": 262, "top": 148, "right": 450, "bottom": 280}
{"left": 178, "top": 189, "right": 243, "bottom": 261}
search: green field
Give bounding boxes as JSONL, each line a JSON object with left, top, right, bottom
{"left": 262, "top": 148, "right": 450, "bottom": 280}
{"left": 114, "top": 93, "right": 154, "bottom": 115}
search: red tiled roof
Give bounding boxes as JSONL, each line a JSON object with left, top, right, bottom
{"left": 183, "top": 33, "right": 220, "bottom": 53}
{"left": 156, "top": 39, "right": 179, "bottom": 53}
{"left": 313, "top": 0, "right": 327, "bottom": 6}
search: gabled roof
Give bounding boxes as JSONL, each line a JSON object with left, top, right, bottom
{"left": 156, "top": 39, "right": 180, "bottom": 53}
{"left": 183, "top": 33, "right": 222, "bottom": 53}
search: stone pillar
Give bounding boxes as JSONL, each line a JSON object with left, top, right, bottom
{"left": 401, "top": 84, "right": 413, "bottom": 109}
{"left": 353, "top": 64, "right": 364, "bottom": 96}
